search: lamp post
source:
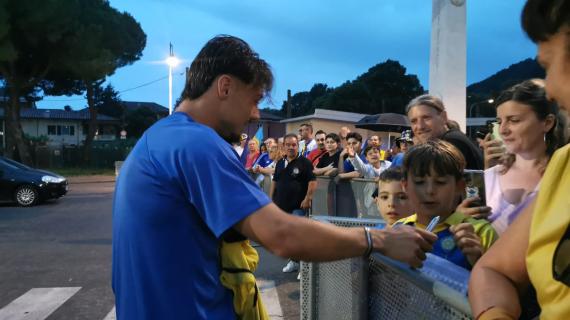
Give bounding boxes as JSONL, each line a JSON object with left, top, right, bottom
{"left": 165, "top": 43, "right": 180, "bottom": 115}
{"left": 469, "top": 99, "right": 494, "bottom": 118}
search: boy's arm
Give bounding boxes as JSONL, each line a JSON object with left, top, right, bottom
{"left": 450, "top": 223, "right": 484, "bottom": 266}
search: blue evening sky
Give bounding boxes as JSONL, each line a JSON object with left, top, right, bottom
{"left": 38, "top": 0, "right": 536, "bottom": 110}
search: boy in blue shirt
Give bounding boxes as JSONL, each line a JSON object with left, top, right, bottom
{"left": 396, "top": 140, "right": 498, "bottom": 270}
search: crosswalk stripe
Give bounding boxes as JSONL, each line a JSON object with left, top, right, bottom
{"left": 257, "top": 279, "right": 283, "bottom": 319}
{"left": 0, "top": 287, "right": 81, "bottom": 320}
{"left": 102, "top": 306, "right": 116, "bottom": 320}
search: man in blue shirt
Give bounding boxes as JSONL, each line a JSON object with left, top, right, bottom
{"left": 112, "top": 35, "right": 437, "bottom": 319}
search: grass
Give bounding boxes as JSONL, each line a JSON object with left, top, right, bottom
{"left": 46, "top": 167, "right": 116, "bottom": 177}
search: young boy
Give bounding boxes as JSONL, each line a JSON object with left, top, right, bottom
{"left": 375, "top": 168, "right": 413, "bottom": 225}
{"left": 397, "top": 140, "right": 498, "bottom": 270}
{"left": 346, "top": 145, "right": 392, "bottom": 216}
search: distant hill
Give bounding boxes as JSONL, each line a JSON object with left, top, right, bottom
{"left": 467, "top": 58, "right": 545, "bottom": 97}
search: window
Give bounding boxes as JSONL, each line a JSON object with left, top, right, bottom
{"left": 47, "top": 125, "right": 75, "bottom": 136}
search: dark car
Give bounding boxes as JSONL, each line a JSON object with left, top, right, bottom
{"left": 0, "top": 156, "right": 68, "bottom": 206}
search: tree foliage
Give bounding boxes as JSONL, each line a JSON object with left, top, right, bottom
{"left": 281, "top": 60, "right": 424, "bottom": 117}
{"left": 0, "top": 0, "right": 145, "bottom": 164}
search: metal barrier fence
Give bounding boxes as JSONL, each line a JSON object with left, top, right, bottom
{"left": 256, "top": 175, "right": 381, "bottom": 219}
{"left": 299, "top": 216, "right": 472, "bottom": 320}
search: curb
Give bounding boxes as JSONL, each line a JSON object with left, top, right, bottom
{"left": 67, "top": 176, "right": 116, "bottom": 184}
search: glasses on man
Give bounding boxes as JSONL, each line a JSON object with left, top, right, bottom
{"left": 553, "top": 222, "right": 570, "bottom": 286}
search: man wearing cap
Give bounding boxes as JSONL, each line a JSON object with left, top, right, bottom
{"left": 390, "top": 130, "right": 413, "bottom": 168}
{"left": 406, "top": 94, "right": 483, "bottom": 169}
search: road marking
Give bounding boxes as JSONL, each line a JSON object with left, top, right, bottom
{"left": 257, "top": 279, "right": 283, "bottom": 319}
{"left": 0, "top": 287, "right": 81, "bottom": 320}
{"left": 102, "top": 306, "right": 116, "bottom": 320}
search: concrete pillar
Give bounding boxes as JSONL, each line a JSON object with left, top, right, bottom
{"left": 429, "top": 0, "right": 467, "bottom": 131}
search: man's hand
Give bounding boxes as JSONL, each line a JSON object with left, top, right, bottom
{"left": 456, "top": 197, "right": 492, "bottom": 219}
{"left": 300, "top": 196, "right": 312, "bottom": 209}
{"left": 451, "top": 223, "right": 483, "bottom": 266}
{"left": 480, "top": 134, "right": 505, "bottom": 169}
{"left": 373, "top": 225, "right": 437, "bottom": 268}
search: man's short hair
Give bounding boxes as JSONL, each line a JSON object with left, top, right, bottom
{"left": 346, "top": 132, "right": 362, "bottom": 143}
{"left": 315, "top": 130, "right": 326, "bottom": 137}
{"left": 406, "top": 94, "right": 446, "bottom": 114}
{"left": 522, "top": 0, "right": 570, "bottom": 50}
{"left": 402, "top": 140, "right": 465, "bottom": 181}
{"left": 325, "top": 133, "right": 341, "bottom": 143}
{"left": 283, "top": 133, "right": 298, "bottom": 142}
{"left": 300, "top": 123, "right": 313, "bottom": 133}
{"left": 179, "top": 35, "right": 274, "bottom": 101}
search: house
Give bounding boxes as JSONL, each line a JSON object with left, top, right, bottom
{"left": 243, "top": 110, "right": 286, "bottom": 140}
{"left": 0, "top": 108, "right": 121, "bottom": 148}
{"left": 122, "top": 101, "right": 169, "bottom": 118}
{"left": 280, "top": 108, "right": 397, "bottom": 146}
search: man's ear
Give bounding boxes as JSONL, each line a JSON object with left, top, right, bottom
{"left": 216, "top": 75, "right": 232, "bottom": 99}
{"left": 401, "top": 179, "right": 408, "bottom": 193}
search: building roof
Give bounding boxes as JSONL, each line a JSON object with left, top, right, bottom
{"left": 280, "top": 108, "right": 370, "bottom": 123}
{"left": 259, "top": 110, "right": 284, "bottom": 121}
{"left": 123, "top": 101, "right": 168, "bottom": 114}
{"left": 0, "top": 108, "right": 118, "bottom": 121}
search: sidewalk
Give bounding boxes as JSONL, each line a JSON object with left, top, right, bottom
{"left": 67, "top": 175, "right": 116, "bottom": 184}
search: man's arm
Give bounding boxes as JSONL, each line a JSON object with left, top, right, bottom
{"left": 468, "top": 199, "right": 534, "bottom": 319}
{"left": 269, "top": 180, "right": 276, "bottom": 199}
{"left": 258, "top": 166, "right": 275, "bottom": 175}
{"left": 313, "top": 164, "right": 333, "bottom": 176}
{"left": 300, "top": 180, "right": 317, "bottom": 209}
{"left": 338, "top": 171, "right": 361, "bottom": 179}
{"left": 234, "top": 203, "right": 436, "bottom": 267}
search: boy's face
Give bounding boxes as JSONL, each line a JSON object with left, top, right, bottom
{"left": 346, "top": 137, "right": 361, "bottom": 153}
{"left": 366, "top": 148, "right": 381, "bottom": 165}
{"left": 403, "top": 169, "right": 464, "bottom": 222}
{"left": 376, "top": 180, "right": 411, "bottom": 225}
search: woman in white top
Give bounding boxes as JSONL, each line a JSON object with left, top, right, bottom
{"left": 482, "top": 79, "right": 566, "bottom": 234}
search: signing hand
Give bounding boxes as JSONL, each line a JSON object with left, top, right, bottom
{"left": 372, "top": 225, "right": 437, "bottom": 268}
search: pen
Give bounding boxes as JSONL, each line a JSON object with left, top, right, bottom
{"left": 425, "top": 216, "right": 440, "bottom": 232}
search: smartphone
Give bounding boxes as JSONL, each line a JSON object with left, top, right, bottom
{"left": 489, "top": 121, "right": 503, "bottom": 142}
{"left": 463, "top": 170, "right": 486, "bottom": 207}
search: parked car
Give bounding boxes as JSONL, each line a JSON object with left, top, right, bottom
{"left": 0, "top": 156, "right": 68, "bottom": 206}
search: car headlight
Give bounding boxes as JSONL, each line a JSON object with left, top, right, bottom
{"left": 42, "top": 175, "right": 66, "bottom": 183}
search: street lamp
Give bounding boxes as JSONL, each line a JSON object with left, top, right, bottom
{"left": 469, "top": 99, "right": 495, "bottom": 118}
{"left": 165, "top": 43, "right": 180, "bottom": 115}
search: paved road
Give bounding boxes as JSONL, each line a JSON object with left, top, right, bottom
{"left": 0, "top": 181, "right": 300, "bottom": 319}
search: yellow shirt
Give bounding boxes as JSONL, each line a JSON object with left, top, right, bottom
{"left": 397, "top": 211, "right": 498, "bottom": 252}
{"left": 526, "top": 144, "right": 570, "bottom": 319}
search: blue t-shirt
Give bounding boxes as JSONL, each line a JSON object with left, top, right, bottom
{"left": 255, "top": 152, "right": 273, "bottom": 168}
{"left": 343, "top": 154, "right": 368, "bottom": 172}
{"left": 432, "top": 228, "right": 471, "bottom": 270}
{"left": 112, "top": 112, "right": 271, "bottom": 319}
{"left": 390, "top": 152, "right": 404, "bottom": 168}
